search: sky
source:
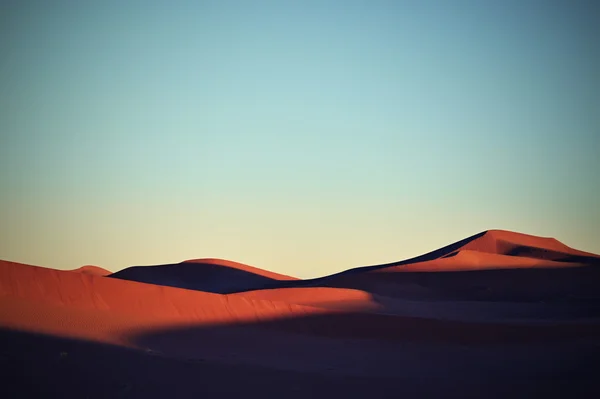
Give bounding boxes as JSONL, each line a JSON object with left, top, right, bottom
{"left": 1, "top": 0, "right": 599, "bottom": 278}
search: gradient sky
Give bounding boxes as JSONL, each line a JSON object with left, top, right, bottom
{"left": 1, "top": 0, "right": 598, "bottom": 278}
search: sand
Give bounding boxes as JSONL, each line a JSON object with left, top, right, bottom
{"left": 1, "top": 230, "right": 599, "bottom": 398}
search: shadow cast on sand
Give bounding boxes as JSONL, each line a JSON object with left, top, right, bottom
{"left": 2, "top": 308, "right": 600, "bottom": 399}
{"left": 315, "top": 265, "right": 600, "bottom": 303}
{"left": 0, "top": 328, "right": 398, "bottom": 399}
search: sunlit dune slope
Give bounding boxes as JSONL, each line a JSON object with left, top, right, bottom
{"left": 0, "top": 260, "right": 328, "bottom": 347}
{"left": 108, "top": 258, "right": 297, "bottom": 294}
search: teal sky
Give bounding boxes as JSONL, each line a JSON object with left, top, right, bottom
{"left": 1, "top": 0, "right": 599, "bottom": 278}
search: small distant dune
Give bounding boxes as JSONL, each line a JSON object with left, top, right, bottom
{"left": 181, "top": 258, "right": 297, "bottom": 281}
{"left": 68, "top": 265, "right": 111, "bottom": 276}
{"left": 108, "top": 258, "right": 297, "bottom": 294}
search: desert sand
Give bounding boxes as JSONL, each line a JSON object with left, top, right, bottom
{"left": 1, "top": 230, "right": 599, "bottom": 398}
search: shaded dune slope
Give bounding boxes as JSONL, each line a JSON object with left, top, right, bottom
{"left": 108, "top": 258, "right": 297, "bottom": 294}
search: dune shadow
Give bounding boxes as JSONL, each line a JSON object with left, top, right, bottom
{"left": 0, "top": 327, "right": 403, "bottom": 399}
{"left": 504, "top": 245, "right": 600, "bottom": 264}
{"left": 124, "top": 311, "right": 600, "bottom": 398}
{"left": 3, "top": 310, "right": 600, "bottom": 399}
{"left": 133, "top": 311, "right": 600, "bottom": 348}
{"left": 108, "top": 262, "right": 284, "bottom": 294}
{"left": 312, "top": 265, "right": 600, "bottom": 303}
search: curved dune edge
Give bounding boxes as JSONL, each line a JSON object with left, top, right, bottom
{"left": 181, "top": 258, "right": 298, "bottom": 280}
{"left": 107, "top": 258, "right": 298, "bottom": 295}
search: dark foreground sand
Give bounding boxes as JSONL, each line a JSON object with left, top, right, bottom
{"left": 1, "top": 230, "right": 599, "bottom": 398}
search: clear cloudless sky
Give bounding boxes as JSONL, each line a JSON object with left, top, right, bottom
{"left": 1, "top": 0, "right": 598, "bottom": 278}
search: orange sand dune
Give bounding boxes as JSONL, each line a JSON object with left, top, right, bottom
{"left": 326, "top": 229, "right": 600, "bottom": 277}
{"left": 1, "top": 230, "right": 600, "bottom": 398}
{"left": 358, "top": 230, "right": 600, "bottom": 275}
{"left": 2, "top": 258, "right": 597, "bottom": 347}
{"left": 0, "top": 260, "right": 323, "bottom": 328}
{"left": 105, "top": 230, "right": 600, "bottom": 298}
{"left": 453, "top": 229, "right": 600, "bottom": 259}
{"left": 68, "top": 265, "right": 112, "bottom": 276}
{"left": 0, "top": 259, "right": 341, "bottom": 357}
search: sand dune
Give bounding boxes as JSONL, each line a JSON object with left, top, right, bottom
{"left": 104, "top": 230, "right": 600, "bottom": 297}
{"left": 108, "top": 258, "right": 297, "bottom": 294}
{"left": 337, "top": 229, "right": 600, "bottom": 275}
{"left": 1, "top": 230, "right": 599, "bottom": 398}
{"left": 68, "top": 265, "right": 112, "bottom": 276}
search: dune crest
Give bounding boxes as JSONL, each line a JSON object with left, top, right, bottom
{"left": 389, "top": 230, "right": 600, "bottom": 272}
{"left": 108, "top": 258, "right": 297, "bottom": 294}
{"left": 181, "top": 258, "right": 298, "bottom": 280}
{"left": 346, "top": 229, "right": 600, "bottom": 275}
{"left": 95, "top": 230, "right": 600, "bottom": 296}
{"left": 460, "top": 229, "right": 595, "bottom": 258}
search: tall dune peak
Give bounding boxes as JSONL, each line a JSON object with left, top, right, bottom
{"left": 466, "top": 229, "right": 587, "bottom": 257}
